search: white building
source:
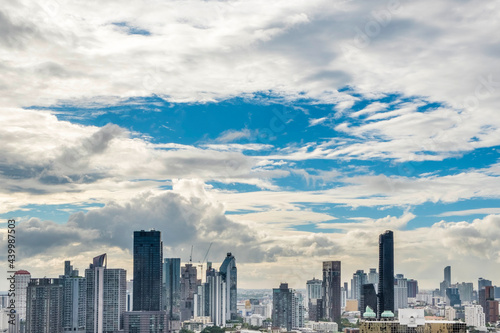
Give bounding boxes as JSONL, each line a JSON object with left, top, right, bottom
{"left": 304, "top": 321, "right": 338, "bottom": 333}
{"left": 444, "top": 306, "right": 456, "bottom": 321}
{"left": 14, "top": 270, "right": 31, "bottom": 323}
{"left": 465, "top": 305, "right": 486, "bottom": 329}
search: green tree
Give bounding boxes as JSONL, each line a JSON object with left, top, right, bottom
{"left": 201, "top": 326, "right": 225, "bottom": 333}
{"left": 180, "top": 328, "right": 195, "bottom": 333}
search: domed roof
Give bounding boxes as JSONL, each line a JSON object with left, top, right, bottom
{"left": 15, "top": 270, "right": 31, "bottom": 275}
{"left": 363, "top": 306, "right": 376, "bottom": 318}
{"left": 381, "top": 310, "right": 395, "bottom": 318}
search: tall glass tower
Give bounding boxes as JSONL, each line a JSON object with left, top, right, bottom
{"left": 322, "top": 261, "right": 341, "bottom": 325}
{"left": 220, "top": 252, "right": 237, "bottom": 320}
{"left": 163, "top": 258, "right": 181, "bottom": 320}
{"left": 377, "top": 230, "right": 394, "bottom": 318}
{"left": 133, "top": 230, "right": 162, "bottom": 311}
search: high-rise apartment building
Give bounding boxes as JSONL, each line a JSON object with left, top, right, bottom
{"left": 394, "top": 274, "right": 408, "bottom": 313}
{"left": 307, "top": 278, "right": 323, "bottom": 321}
{"left": 61, "top": 261, "right": 86, "bottom": 332}
{"left": 206, "top": 267, "right": 226, "bottom": 326}
{"left": 220, "top": 253, "right": 237, "bottom": 321}
{"left": 14, "top": 270, "right": 31, "bottom": 325}
{"left": 85, "top": 254, "right": 127, "bottom": 333}
{"left": 180, "top": 263, "right": 198, "bottom": 321}
{"left": 26, "top": 278, "right": 64, "bottom": 333}
{"left": 162, "top": 258, "right": 181, "bottom": 320}
{"left": 133, "top": 230, "right": 162, "bottom": 311}
{"left": 464, "top": 305, "right": 486, "bottom": 328}
{"left": 351, "top": 270, "right": 367, "bottom": 310}
{"left": 322, "top": 261, "right": 341, "bottom": 325}
{"left": 378, "top": 230, "right": 394, "bottom": 318}
{"left": 272, "top": 283, "right": 303, "bottom": 331}
{"left": 479, "top": 286, "right": 498, "bottom": 323}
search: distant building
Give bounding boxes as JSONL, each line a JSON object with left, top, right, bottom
{"left": 445, "top": 288, "right": 461, "bottom": 307}
{"left": 457, "top": 282, "right": 473, "bottom": 304}
{"left": 14, "top": 270, "right": 31, "bottom": 323}
{"left": 478, "top": 278, "right": 492, "bottom": 292}
{"left": 305, "top": 321, "right": 339, "bottom": 333}
{"left": 220, "top": 252, "right": 238, "bottom": 320}
{"left": 407, "top": 279, "right": 418, "bottom": 298}
{"left": 360, "top": 284, "right": 377, "bottom": 315}
{"left": 307, "top": 278, "right": 323, "bottom": 321}
{"left": 368, "top": 269, "right": 378, "bottom": 286}
{"left": 26, "top": 278, "right": 63, "bottom": 333}
{"left": 205, "top": 266, "right": 226, "bottom": 326}
{"left": 322, "top": 261, "right": 341, "bottom": 324}
{"left": 163, "top": 258, "right": 181, "bottom": 320}
{"left": 133, "top": 230, "right": 162, "bottom": 311}
{"left": 378, "top": 230, "right": 394, "bottom": 318}
{"left": 180, "top": 263, "right": 197, "bottom": 321}
{"left": 85, "top": 253, "right": 127, "bottom": 333}
{"left": 394, "top": 274, "right": 408, "bottom": 313}
{"left": 464, "top": 305, "right": 486, "bottom": 328}
{"left": 479, "top": 285, "right": 498, "bottom": 323}
{"left": 272, "top": 283, "right": 303, "bottom": 331}
{"left": 61, "top": 261, "right": 86, "bottom": 332}
{"left": 351, "top": 270, "right": 367, "bottom": 309}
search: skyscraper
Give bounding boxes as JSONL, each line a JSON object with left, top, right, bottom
{"left": 133, "top": 230, "right": 162, "bottom": 311}
{"left": 368, "top": 268, "right": 378, "bottom": 286}
{"left": 206, "top": 266, "right": 226, "bottom": 326}
{"left": 85, "top": 253, "right": 127, "bottom": 333}
{"left": 26, "top": 278, "right": 64, "bottom": 333}
{"left": 457, "top": 282, "right": 473, "bottom": 303}
{"left": 307, "top": 278, "right": 323, "bottom": 321}
{"left": 322, "top": 261, "right": 341, "bottom": 325}
{"left": 220, "top": 252, "right": 237, "bottom": 320}
{"left": 13, "top": 270, "right": 31, "bottom": 326}
{"left": 478, "top": 278, "right": 492, "bottom": 292}
{"left": 162, "top": 258, "right": 181, "bottom": 320}
{"left": 407, "top": 279, "right": 418, "bottom": 298}
{"left": 444, "top": 266, "right": 451, "bottom": 287}
{"left": 377, "top": 230, "right": 394, "bottom": 318}
{"left": 351, "top": 270, "right": 367, "bottom": 309}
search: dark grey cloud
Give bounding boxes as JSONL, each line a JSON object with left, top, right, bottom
{"left": 0, "top": 10, "right": 37, "bottom": 49}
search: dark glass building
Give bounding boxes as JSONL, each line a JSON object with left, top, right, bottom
{"left": 219, "top": 252, "right": 237, "bottom": 320}
{"left": 272, "top": 283, "right": 294, "bottom": 331}
{"left": 133, "top": 230, "right": 163, "bottom": 311}
{"left": 377, "top": 230, "right": 394, "bottom": 318}
{"left": 163, "top": 258, "right": 181, "bottom": 320}
{"left": 361, "top": 283, "right": 377, "bottom": 315}
{"left": 322, "top": 261, "right": 341, "bottom": 325}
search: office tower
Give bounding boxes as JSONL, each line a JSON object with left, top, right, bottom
{"left": 61, "top": 261, "right": 86, "bottom": 332}
{"left": 394, "top": 274, "right": 408, "bottom": 312}
{"left": 307, "top": 278, "right": 323, "bottom": 321}
{"left": 407, "top": 279, "right": 418, "bottom": 298}
{"left": 445, "top": 287, "right": 461, "bottom": 307}
{"left": 133, "top": 230, "right": 162, "bottom": 311}
{"left": 344, "top": 282, "right": 348, "bottom": 300}
{"left": 180, "top": 263, "right": 198, "bottom": 321}
{"left": 444, "top": 266, "right": 451, "bottom": 287}
{"left": 26, "top": 278, "right": 63, "bottom": 333}
{"left": 163, "top": 258, "right": 181, "bottom": 320}
{"left": 220, "top": 252, "right": 237, "bottom": 320}
{"left": 85, "top": 254, "right": 127, "bottom": 333}
{"left": 478, "top": 278, "right": 492, "bottom": 292}
{"left": 378, "top": 230, "right": 394, "bottom": 318}
{"left": 205, "top": 267, "right": 226, "bottom": 326}
{"left": 123, "top": 311, "right": 171, "bottom": 333}
{"left": 322, "top": 261, "right": 341, "bottom": 325}
{"left": 13, "top": 270, "right": 30, "bottom": 326}
{"left": 465, "top": 305, "right": 486, "bottom": 328}
{"left": 351, "top": 270, "right": 367, "bottom": 309}
{"left": 368, "top": 268, "right": 378, "bottom": 286}
{"left": 273, "top": 283, "right": 303, "bottom": 331}
{"left": 457, "top": 282, "right": 473, "bottom": 303}
{"left": 360, "top": 284, "right": 377, "bottom": 315}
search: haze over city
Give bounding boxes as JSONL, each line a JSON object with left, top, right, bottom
{"left": 1, "top": 0, "right": 500, "bottom": 294}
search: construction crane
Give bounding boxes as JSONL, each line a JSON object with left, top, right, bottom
{"left": 189, "top": 245, "right": 193, "bottom": 264}
{"left": 198, "top": 242, "right": 212, "bottom": 283}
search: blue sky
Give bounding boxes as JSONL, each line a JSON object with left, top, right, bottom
{"left": 1, "top": 0, "right": 500, "bottom": 290}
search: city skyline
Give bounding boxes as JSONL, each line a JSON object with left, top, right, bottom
{"left": 1, "top": 0, "right": 500, "bottom": 292}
